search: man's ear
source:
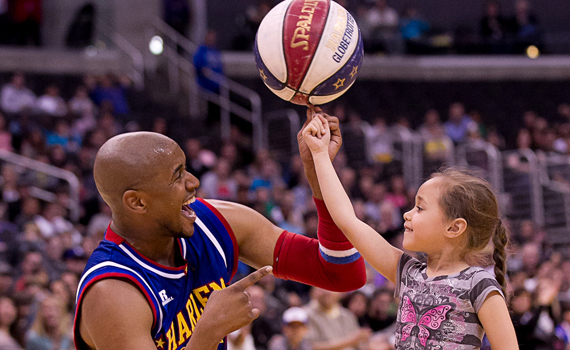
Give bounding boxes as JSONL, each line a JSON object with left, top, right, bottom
{"left": 446, "top": 218, "right": 467, "bottom": 239}
{"left": 123, "top": 190, "right": 147, "bottom": 214}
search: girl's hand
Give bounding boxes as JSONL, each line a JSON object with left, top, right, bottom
{"left": 302, "top": 114, "right": 330, "bottom": 155}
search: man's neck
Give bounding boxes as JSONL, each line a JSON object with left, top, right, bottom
{"left": 111, "top": 222, "right": 178, "bottom": 267}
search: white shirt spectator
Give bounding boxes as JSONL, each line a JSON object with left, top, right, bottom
{"left": 0, "top": 83, "right": 36, "bottom": 114}
{"left": 365, "top": 6, "right": 399, "bottom": 29}
{"left": 69, "top": 87, "right": 97, "bottom": 137}
{"left": 35, "top": 86, "right": 68, "bottom": 117}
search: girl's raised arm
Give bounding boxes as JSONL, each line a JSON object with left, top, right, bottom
{"left": 302, "top": 115, "right": 403, "bottom": 283}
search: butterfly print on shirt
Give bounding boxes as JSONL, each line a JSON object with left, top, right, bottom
{"left": 400, "top": 293, "right": 455, "bottom": 348}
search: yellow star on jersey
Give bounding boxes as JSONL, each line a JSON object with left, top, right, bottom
{"left": 259, "top": 69, "right": 268, "bottom": 82}
{"left": 333, "top": 78, "right": 345, "bottom": 90}
{"left": 155, "top": 338, "right": 165, "bottom": 349}
{"left": 350, "top": 66, "right": 358, "bottom": 79}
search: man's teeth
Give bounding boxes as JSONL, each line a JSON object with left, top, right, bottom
{"left": 183, "top": 198, "right": 196, "bottom": 206}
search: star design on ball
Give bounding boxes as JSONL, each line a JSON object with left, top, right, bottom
{"left": 259, "top": 69, "right": 268, "bottom": 82}
{"left": 333, "top": 78, "right": 345, "bottom": 90}
{"left": 350, "top": 66, "right": 358, "bottom": 79}
{"left": 155, "top": 338, "right": 165, "bottom": 349}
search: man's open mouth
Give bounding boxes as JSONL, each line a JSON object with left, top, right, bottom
{"left": 182, "top": 197, "right": 196, "bottom": 219}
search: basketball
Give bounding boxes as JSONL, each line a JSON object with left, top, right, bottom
{"left": 254, "top": 0, "right": 364, "bottom": 106}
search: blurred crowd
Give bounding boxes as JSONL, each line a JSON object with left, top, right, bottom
{"left": 231, "top": 0, "right": 543, "bottom": 55}
{"left": 0, "top": 0, "right": 547, "bottom": 56}
{"left": 0, "top": 71, "right": 569, "bottom": 350}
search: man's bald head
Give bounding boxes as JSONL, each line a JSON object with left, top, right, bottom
{"left": 93, "top": 132, "right": 179, "bottom": 207}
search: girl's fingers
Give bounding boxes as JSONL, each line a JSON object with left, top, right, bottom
{"left": 317, "top": 114, "right": 329, "bottom": 135}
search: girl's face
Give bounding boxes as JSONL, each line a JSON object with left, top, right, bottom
{"left": 402, "top": 177, "right": 450, "bottom": 253}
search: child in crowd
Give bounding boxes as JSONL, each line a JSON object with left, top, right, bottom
{"left": 302, "top": 114, "right": 518, "bottom": 349}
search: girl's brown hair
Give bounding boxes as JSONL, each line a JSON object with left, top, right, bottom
{"left": 431, "top": 168, "right": 509, "bottom": 297}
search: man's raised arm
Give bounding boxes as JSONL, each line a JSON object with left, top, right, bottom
{"left": 214, "top": 106, "right": 365, "bottom": 293}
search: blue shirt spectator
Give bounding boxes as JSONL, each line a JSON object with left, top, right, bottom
{"left": 193, "top": 30, "right": 224, "bottom": 93}
{"left": 89, "top": 75, "right": 130, "bottom": 115}
{"left": 444, "top": 102, "right": 475, "bottom": 144}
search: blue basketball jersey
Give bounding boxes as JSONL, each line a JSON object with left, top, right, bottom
{"left": 74, "top": 199, "right": 238, "bottom": 350}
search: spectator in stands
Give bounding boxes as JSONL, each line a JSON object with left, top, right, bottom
{"left": 87, "top": 74, "right": 130, "bottom": 116}
{"left": 97, "top": 112, "right": 122, "bottom": 140}
{"left": 183, "top": 138, "right": 215, "bottom": 180}
{"left": 360, "top": 0, "right": 403, "bottom": 54}
{"left": 69, "top": 86, "right": 96, "bottom": 138}
{"left": 194, "top": 29, "right": 224, "bottom": 94}
{"left": 249, "top": 284, "right": 280, "bottom": 350}
{"left": 385, "top": 175, "right": 409, "bottom": 214}
{"left": 302, "top": 211, "right": 318, "bottom": 240}
{"left": 251, "top": 159, "right": 286, "bottom": 192}
{"left": 555, "top": 302, "right": 570, "bottom": 348}
{"left": 25, "top": 294, "right": 73, "bottom": 350}
{"left": 45, "top": 120, "right": 81, "bottom": 153}
{"left": 43, "top": 236, "right": 66, "bottom": 282}
{"left": 341, "top": 291, "right": 369, "bottom": 328}
{"left": 0, "top": 73, "right": 36, "bottom": 116}
{"left": 194, "top": 29, "right": 224, "bottom": 121}
{"left": 399, "top": 6, "right": 430, "bottom": 54}
{"left": 228, "top": 324, "right": 255, "bottom": 350}
{"left": 364, "top": 183, "right": 401, "bottom": 230}
{"left": 366, "top": 289, "right": 396, "bottom": 333}
{"left": 444, "top": 102, "right": 475, "bottom": 144}
{"left": 0, "top": 165, "right": 21, "bottom": 220}
{"left": 85, "top": 200, "right": 111, "bottom": 239}
{"left": 0, "top": 297, "right": 21, "bottom": 350}
{"left": 34, "top": 85, "right": 67, "bottom": 117}
{"left": 11, "top": 0, "right": 42, "bottom": 46}
{"left": 14, "top": 251, "right": 47, "bottom": 294}
{"left": 419, "top": 109, "right": 453, "bottom": 164}
{"left": 367, "top": 117, "right": 393, "bottom": 165}
{"left": 305, "top": 287, "right": 371, "bottom": 350}
{"left": 200, "top": 158, "right": 238, "bottom": 200}
{"left": 480, "top": 1, "right": 510, "bottom": 54}
{"left": 14, "top": 197, "right": 40, "bottom": 232}
{"left": 508, "top": 0, "right": 542, "bottom": 54}
{"left": 33, "top": 203, "right": 78, "bottom": 240}
{"left": 511, "top": 281, "right": 560, "bottom": 350}
{"left": 0, "top": 263, "right": 14, "bottom": 297}
{"left": 271, "top": 190, "right": 304, "bottom": 235}
{"left": 269, "top": 307, "right": 312, "bottom": 350}
{"left": 339, "top": 167, "right": 358, "bottom": 199}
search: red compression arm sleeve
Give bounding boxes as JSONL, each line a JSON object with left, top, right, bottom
{"left": 272, "top": 198, "right": 366, "bottom": 292}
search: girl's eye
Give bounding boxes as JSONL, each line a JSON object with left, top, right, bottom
{"left": 416, "top": 206, "right": 423, "bottom": 211}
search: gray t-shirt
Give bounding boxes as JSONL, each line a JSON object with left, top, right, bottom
{"left": 394, "top": 253, "right": 503, "bottom": 349}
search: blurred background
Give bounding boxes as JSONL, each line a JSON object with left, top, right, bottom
{"left": 1, "top": 0, "right": 570, "bottom": 349}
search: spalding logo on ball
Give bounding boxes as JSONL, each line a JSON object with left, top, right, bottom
{"left": 254, "top": 0, "right": 364, "bottom": 106}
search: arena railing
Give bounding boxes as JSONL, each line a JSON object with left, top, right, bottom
{"left": 390, "top": 126, "right": 422, "bottom": 190}
{"left": 539, "top": 153, "right": 570, "bottom": 242}
{"left": 145, "top": 18, "right": 263, "bottom": 152}
{"left": 456, "top": 139, "right": 504, "bottom": 193}
{"left": 98, "top": 22, "right": 145, "bottom": 90}
{"left": 0, "top": 150, "right": 80, "bottom": 223}
{"left": 502, "top": 149, "right": 544, "bottom": 228}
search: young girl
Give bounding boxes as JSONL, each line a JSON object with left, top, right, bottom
{"left": 302, "top": 114, "right": 518, "bottom": 349}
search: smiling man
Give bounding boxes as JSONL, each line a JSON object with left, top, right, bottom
{"left": 74, "top": 108, "right": 366, "bottom": 350}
